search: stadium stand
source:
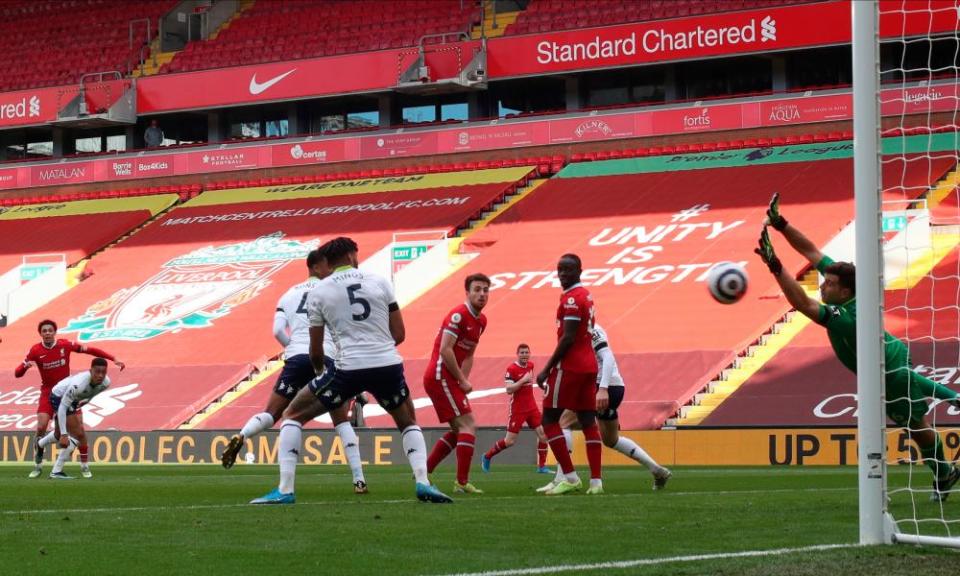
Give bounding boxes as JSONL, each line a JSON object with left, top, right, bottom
{"left": 0, "top": 0, "right": 174, "bottom": 92}
{"left": 700, "top": 243, "right": 960, "bottom": 428}
{"left": 0, "top": 168, "right": 533, "bottom": 430}
{"left": 162, "top": 0, "right": 479, "bottom": 74}
{"left": 504, "top": 0, "right": 812, "bottom": 36}
{"left": 0, "top": 195, "right": 177, "bottom": 277}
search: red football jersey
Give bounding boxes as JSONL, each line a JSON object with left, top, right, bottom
{"left": 505, "top": 361, "right": 538, "bottom": 413}
{"left": 555, "top": 284, "right": 598, "bottom": 374}
{"left": 15, "top": 339, "right": 115, "bottom": 389}
{"left": 425, "top": 303, "right": 487, "bottom": 382}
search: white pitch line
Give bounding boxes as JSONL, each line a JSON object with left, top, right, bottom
{"left": 0, "top": 486, "right": 856, "bottom": 516}
{"left": 426, "top": 543, "right": 862, "bottom": 576}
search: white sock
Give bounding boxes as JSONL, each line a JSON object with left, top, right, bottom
{"left": 614, "top": 437, "right": 659, "bottom": 472}
{"left": 240, "top": 412, "right": 275, "bottom": 439}
{"left": 564, "top": 471, "right": 580, "bottom": 483}
{"left": 590, "top": 478, "right": 603, "bottom": 489}
{"left": 37, "top": 431, "right": 57, "bottom": 449}
{"left": 335, "top": 422, "right": 365, "bottom": 484}
{"left": 401, "top": 425, "right": 429, "bottom": 485}
{"left": 562, "top": 428, "right": 573, "bottom": 454}
{"left": 278, "top": 420, "right": 302, "bottom": 494}
{"left": 52, "top": 437, "right": 78, "bottom": 474}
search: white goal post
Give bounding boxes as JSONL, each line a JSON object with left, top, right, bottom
{"left": 856, "top": 0, "right": 960, "bottom": 548}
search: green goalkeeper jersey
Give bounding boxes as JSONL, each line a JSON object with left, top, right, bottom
{"left": 814, "top": 255, "right": 910, "bottom": 374}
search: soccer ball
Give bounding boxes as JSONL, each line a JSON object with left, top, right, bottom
{"left": 707, "top": 262, "right": 748, "bottom": 304}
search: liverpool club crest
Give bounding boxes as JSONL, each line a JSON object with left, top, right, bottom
{"left": 62, "top": 233, "right": 314, "bottom": 342}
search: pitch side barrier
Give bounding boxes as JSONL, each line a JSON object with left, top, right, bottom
{"left": 0, "top": 427, "right": 953, "bottom": 466}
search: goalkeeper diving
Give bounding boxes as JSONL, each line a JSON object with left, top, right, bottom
{"left": 755, "top": 193, "right": 960, "bottom": 501}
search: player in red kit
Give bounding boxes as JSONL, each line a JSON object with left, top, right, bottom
{"left": 16, "top": 319, "right": 125, "bottom": 478}
{"left": 481, "top": 343, "right": 551, "bottom": 474}
{"left": 535, "top": 254, "right": 603, "bottom": 495}
{"left": 424, "top": 273, "right": 490, "bottom": 494}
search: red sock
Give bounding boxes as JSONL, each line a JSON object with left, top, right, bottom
{"left": 485, "top": 439, "right": 508, "bottom": 460}
{"left": 583, "top": 424, "right": 602, "bottom": 480}
{"left": 456, "top": 433, "right": 475, "bottom": 485}
{"left": 537, "top": 441, "right": 548, "bottom": 468}
{"left": 543, "top": 422, "right": 574, "bottom": 474}
{"left": 79, "top": 443, "right": 89, "bottom": 465}
{"left": 427, "top": 431, "right": 457, "bottom": 473}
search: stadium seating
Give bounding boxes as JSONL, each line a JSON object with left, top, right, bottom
{"left": 504, "top": 0, "right": 813, "bottom": 36}
{"left": 0, "top": 168, "right": 534, "bottom": 430}
{"left": 0, "top": 194, "right": 177, "bottom": 277}
{"left": 0, "top": 0, "right": 174, "bottom": 92}
{"left": 162, "top": 0, "right": 479, "bottom": 75}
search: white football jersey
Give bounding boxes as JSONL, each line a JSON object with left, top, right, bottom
{"left": 307, "top": 266, "right": 402, "bottom": 370}
{"left": 52, "top": 370, "right": 112, "bottom": 406}
{"left": 275, "top": 278, "right": 336, "bottom": 359}
{"left": 592, "top": 324, "right": 624, "bottom": 388}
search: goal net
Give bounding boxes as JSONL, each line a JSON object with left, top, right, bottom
{"left": 858, "top": 0, "right": 960, "bottom": 547}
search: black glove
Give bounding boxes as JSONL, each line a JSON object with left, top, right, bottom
{"left": 765, "top": 192, "right": 788, "bottom": 231}
{"left": 754, "top": 227, "right": 783, "bottom": 275}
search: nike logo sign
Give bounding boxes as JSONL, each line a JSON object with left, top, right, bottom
{"left": 249, "top": 69, "right": 296, "bottom": 95}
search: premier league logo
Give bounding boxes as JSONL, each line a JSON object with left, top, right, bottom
{"left": 62, "top": 233, "right": 314, "bottom": 342}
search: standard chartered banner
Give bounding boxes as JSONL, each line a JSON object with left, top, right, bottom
{"left": 0, "top": 430, "right": 536, "bottom": 466}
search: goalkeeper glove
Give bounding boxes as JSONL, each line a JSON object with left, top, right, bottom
{"left": 754, "top": 227, "right": 783, "bottom": 275}
{"left": 764, "top": 192, "right": 788, "bottom": 231}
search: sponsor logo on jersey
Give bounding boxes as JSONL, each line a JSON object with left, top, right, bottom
{"left": 62, "top": 233, "right": 315, "bottom": 342}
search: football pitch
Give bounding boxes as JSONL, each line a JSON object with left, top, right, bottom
{"left": 2, "top": 464, "right": 958, "bottom": 575}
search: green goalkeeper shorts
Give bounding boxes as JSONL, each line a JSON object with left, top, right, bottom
{"left": 885, "top": 368, "right": 933, "bottom": 429}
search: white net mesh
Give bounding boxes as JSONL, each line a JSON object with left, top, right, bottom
{"left": 877, "top": 0, "right": 960, "bottom": 543}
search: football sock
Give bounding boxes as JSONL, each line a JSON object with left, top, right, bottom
{"left": 537, "top": 441, "right": 548, "bottom": 468}
{"left": 455, "top": 433, "right": 475, "bottom": 485}
{"left": 614, "top": 437, "right": 659, "bottom": 472}
{"left": 485, "top": 439, "right": 508, "bottom": 460}
{"left": 240, "top": 412, "right": 275, "bottom": 439}
{"left": 335, "top": 422, "right": 365, "bottom": 484}
{"left": 583, "top": 424, "right": 603, "bottom": 481}
{"left": 37, "top": 431, "right": 56, "bottom": 449}
{"left": 401, "top": 425, "right": 430, "bottom": 485}
{"left": 51, "top": 437, "right": 78, "bottom": 474}
{"left": 278, "top": 420, "right": 302, "bottom": 494}
{"left": 427, "top": 430, "right": 457, "bottom": 473}
{"left": 921, "top": 434, "right": 952, "bottom": 480}
{"left": 543, "top": 422, "right": 575, "bottom": 475}
{"left": 562, "top": 428, "right": 573, "bottom": 454}
{"left": 78, "top": 443, "right": 89, "bottom": 465}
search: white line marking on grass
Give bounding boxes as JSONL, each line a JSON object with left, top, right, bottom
{"left": 426, "top": 543, "right": 861, "bottom": 576}
{"left": 1, "top": 486, "right": 856, "bottom": 517}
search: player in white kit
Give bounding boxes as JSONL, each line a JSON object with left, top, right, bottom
{"left": 251, "top": 237, "right": 452, "bottom": 504}
{"left": 41, "top": 358, "right": 111, "bottom": 479}
{"left": 539, "top": 324, "right": 671, "bottom": 492}
{"left": 222, "top": 249, "right": 368, "bottom": 492}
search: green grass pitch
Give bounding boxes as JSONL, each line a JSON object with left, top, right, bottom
{"left": 1, "top": 464, "right": 958, "bottom": 575}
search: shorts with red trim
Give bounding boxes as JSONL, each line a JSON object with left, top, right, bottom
{"left": 507, "top": 409, "right": 542, "bottom": 434}
{"left": 543, "top": 368, "right": 598, "bottom": 412}
{"left": 424, "top": 376, "right": 472, "bottom": 424}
